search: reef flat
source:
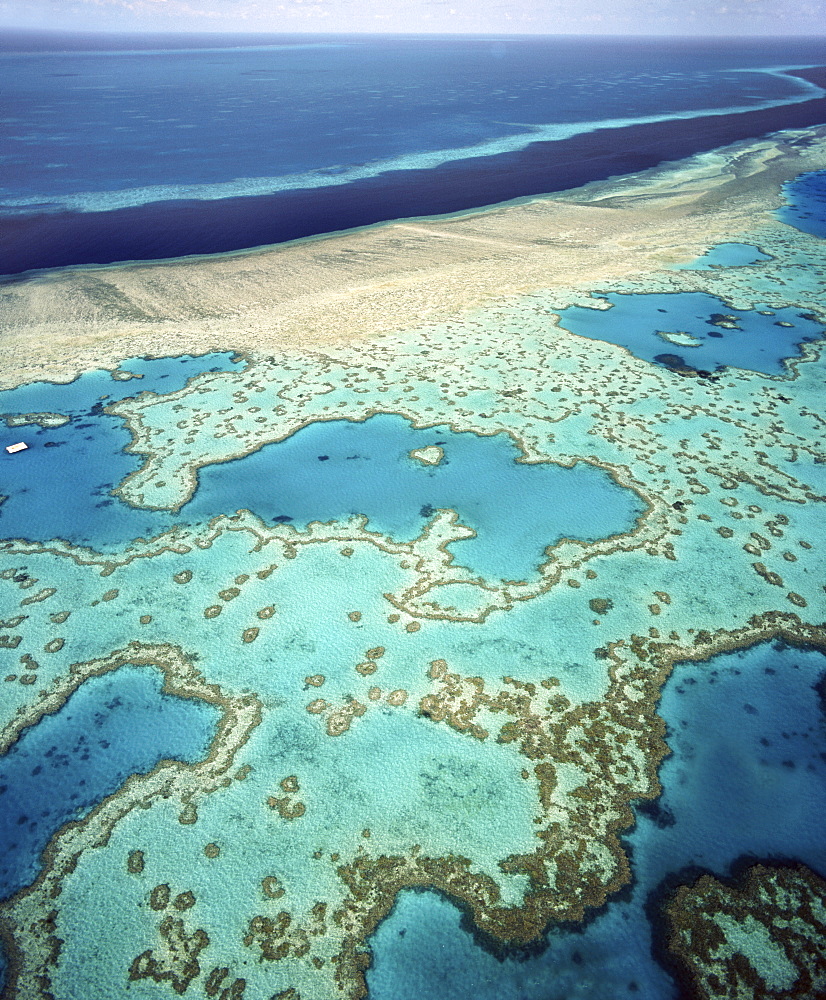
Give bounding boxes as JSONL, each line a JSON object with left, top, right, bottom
{"left": 1, "top": 126, "right": 826, "bottom": 390}
{"left": 0, "top": 126, "right": 825, "bottom": 999}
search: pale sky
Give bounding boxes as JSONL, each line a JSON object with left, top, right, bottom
{"left": 0, "top": 0, "right": 824, "bottom": 36}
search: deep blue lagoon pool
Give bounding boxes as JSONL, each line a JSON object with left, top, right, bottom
{"left": 557, "top": 291, "right": 824, "bottom": 375}
{"left": 778, "top": 169, "right": 826, "bottom": 239}
{"left": 0, "top": 352, "right": 243, "bottom": 547}
{"left": 2, "top": 378, "right": 645, "bottom": 582}
{"left": 0, "top": 665, "right": 220, "bottom": 901}
{"left": 185, "top": 413, "right": 646, "bottom": 582}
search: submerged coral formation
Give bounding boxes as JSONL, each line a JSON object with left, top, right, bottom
{"left": 664, "top": 863, "right": 826, "bottom": 999}
{"left": 0, "top": 130, "right": 824, "bottom": 999}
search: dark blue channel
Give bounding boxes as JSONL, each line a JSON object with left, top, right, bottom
{"left": 3, "top": 51, "right": 826, "bottom": 276}
{"left": 0, "top": 664, "right": 220, "bottom": 901}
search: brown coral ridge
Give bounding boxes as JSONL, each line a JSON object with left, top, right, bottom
{"left": 129, "top": 915, "right": 210, "bottom": 996}
{"left": 663, "top": 862, "right": 826, "bottom": 1000}
{"left": 0, "top": 641, "right": 262, "bottom": 1000}
{"left": 244, "top": 903, "right": 328, "bottom": 964}
{"left": 326, "top": 612, "right": 826, "bottom": 999}
{"left": 130, "top": 882, "right": 227, "bottom": 996}
{"left": 0, "top": 497, "right": 659, "bottom": 628}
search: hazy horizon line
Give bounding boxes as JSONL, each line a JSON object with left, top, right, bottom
{"left": 3, "top": 26, "right": 826, "bottom": 40}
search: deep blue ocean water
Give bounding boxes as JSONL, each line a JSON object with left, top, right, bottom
{"left": 1, "top": 33, "right": 826, "bottom": 272}
{"left": 0, "top": 664, "right": 220, "bottom": 901}
{"left": 366, "top": 640, "right": 826, "bottom": 1000}
{"left": 556, "top": 292, "right": 825, "bottom": 375}
{"left": 2, "top": 35, "right": 823, "bottom": 212}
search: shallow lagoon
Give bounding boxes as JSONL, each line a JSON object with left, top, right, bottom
{"left": 779, "top": 168, "right": 826, "bottom": 239}
{"left": 0, "top": 665, "right": 220, "bottom": 901}
{"left": 673, "top": 241, "right": 771, "bottom": 269}
{"left": 0, "top": 351, "right": 243, "bottom": 416}
{"left": 184, "top": 413, "right": 645, "bottom": 581}
{"left": 0, "top": 352, "right": 243, "bottom": 547}
{"left": 2, "top": 387, "right": 645, "bottom": 581}
{"left": 366, "top": 640, "right": 826, "bottom": 1000}
{"left": 556, "top": 291, "right": 823, "bottom": 375}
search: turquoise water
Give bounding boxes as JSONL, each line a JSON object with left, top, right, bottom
{"left": 2, "top": 400, "right": 644, "bottom": 581}
{"left": 0, "top": 352, "right": 243, "bottom": 547}
{"left": 366, "top": 641, "right": 826, "bottom": 1000}
{"left": 0, "top": 665, "right": 220, "bottom": 901}
{"left": 674, "top": 241, "right": 772, "bottom": 269}
{"left": 185, "top": 414, "right": 646, "bottom": 581}
{"left": 556, "top": 291, "right": 824, "bottom": 375}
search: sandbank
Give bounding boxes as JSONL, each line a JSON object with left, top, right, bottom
{"left": 0, "top": 125, "right": 825, "bottom": 391}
